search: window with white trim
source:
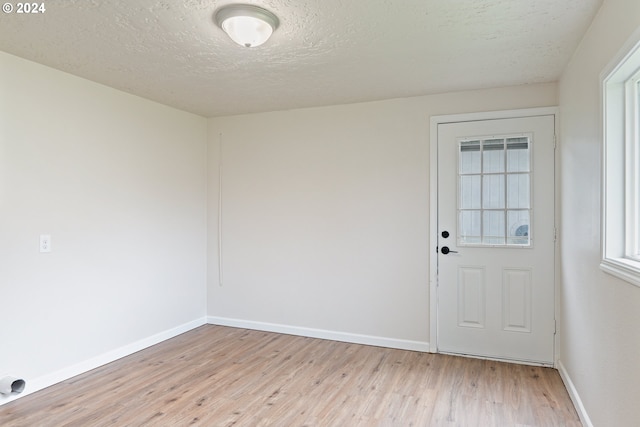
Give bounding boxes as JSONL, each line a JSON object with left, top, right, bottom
{"left": 602, "top": 35, "right": 640, "bottom": 287}
{"left": 458, "top": 135, "right": 532, "bottom": 247}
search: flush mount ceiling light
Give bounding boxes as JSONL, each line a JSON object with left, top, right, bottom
{"left": 215, "top": 4, "right": 279, "bottom": 48}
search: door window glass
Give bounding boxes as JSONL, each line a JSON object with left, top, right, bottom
{"left": 458, "top": 135, "right": 532, "bottom": 246}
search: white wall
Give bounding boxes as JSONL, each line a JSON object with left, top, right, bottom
{"left": 0, "top": 52, "right": 208, "bottom": 402}
{"left": 207, "top": 84, "right": 557, "bottom": 346}
{"left": 558, "top": 0, "right": 640, "bottom": 425}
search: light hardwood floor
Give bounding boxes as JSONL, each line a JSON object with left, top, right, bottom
{"left": 0, "top": 325, "right": 581, "bottom": 426}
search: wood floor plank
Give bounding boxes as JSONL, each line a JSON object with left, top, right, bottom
{"left": 0, "top": 325, "right": 581, "bottom": 426}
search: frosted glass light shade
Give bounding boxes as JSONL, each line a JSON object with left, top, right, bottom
{"left": 215, "top": 4, "right": 279, "bottom": 48}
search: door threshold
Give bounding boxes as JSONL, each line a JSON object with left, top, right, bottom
{"left": 437, "top": 350, "right": 554, "bottom": 368}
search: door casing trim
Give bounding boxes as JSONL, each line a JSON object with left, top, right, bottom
{"left": 429, "top": 107, "right": 559, "bottom": 363}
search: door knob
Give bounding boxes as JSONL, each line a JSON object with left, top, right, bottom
{"left": 440, "top": 246, "right": 458, "bottom": 254}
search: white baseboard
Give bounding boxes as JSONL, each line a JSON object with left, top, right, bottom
{"left": 207, "top": 316, "right": 430, "bottom": 352}
{"left": 0, "top": 317, "right": 207, "bottom": 406}
{"left": 557, "top": 360, "right": 593, "bottom": 427}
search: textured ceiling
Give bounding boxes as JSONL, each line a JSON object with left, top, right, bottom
{"left": 0, "top": 0, "right": 602, "bottom": 117}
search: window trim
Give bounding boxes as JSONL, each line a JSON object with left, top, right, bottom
{"left": 625, "top": 71, "right": 640, "bottom": 261}
{"left": 601, "top": 29, "right": 640, "bottom": 288}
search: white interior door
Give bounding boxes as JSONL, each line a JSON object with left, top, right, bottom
{"left": 436, "top": 115, "right": 555, "bottom": 365}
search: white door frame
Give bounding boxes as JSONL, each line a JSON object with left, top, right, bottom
{"left": 429, "top": 107, "right": 559, "bottom": 364}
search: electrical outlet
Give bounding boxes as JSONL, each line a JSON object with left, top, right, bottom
{"left": 39, "top": 235, "right": 51, "bottom": 253}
